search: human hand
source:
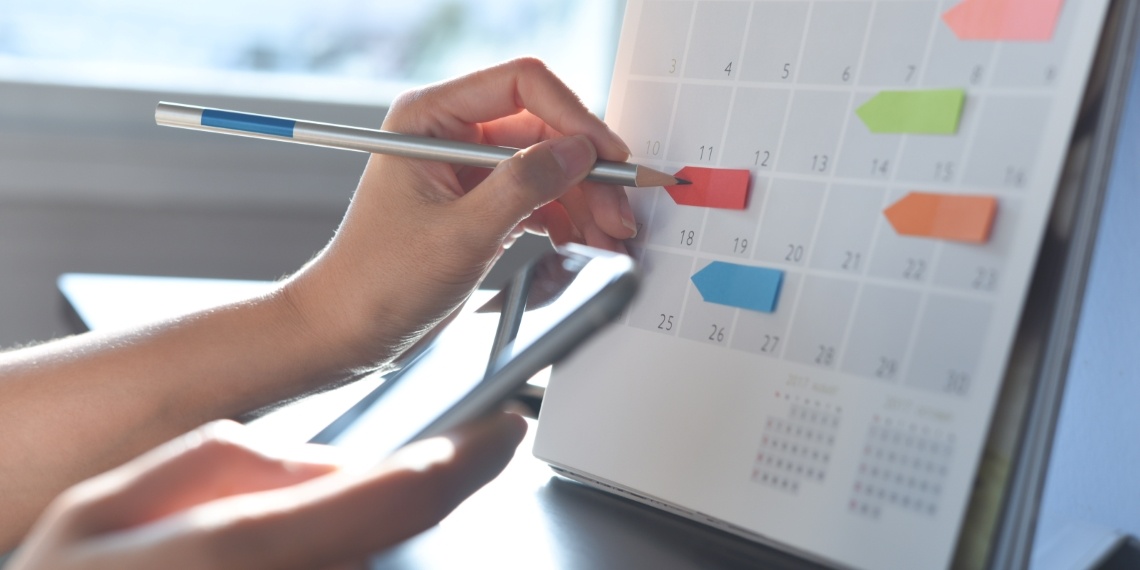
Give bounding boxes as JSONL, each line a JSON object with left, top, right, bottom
{"left": 8, "top": 415, "right": 526, "bottom": 570}
{"left": 282, "top": 58, "right": 636, "bottom": 368}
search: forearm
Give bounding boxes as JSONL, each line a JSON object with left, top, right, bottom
{"left": 0, "top": 282, "right": 373, "bottom": 550}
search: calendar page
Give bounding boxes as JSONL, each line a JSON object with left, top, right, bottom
{"left": 534, "top": 1, "right": 1110, "bottom": 569}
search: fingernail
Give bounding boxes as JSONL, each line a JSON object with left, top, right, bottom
{"left": 619, "top": 197, "right": 638, "bottom": 237}
{"left": 608, "top": 126, "right": 632, "bottom": 159}
{"left": 549, "top": 135, "right": 596, "bottom": 180}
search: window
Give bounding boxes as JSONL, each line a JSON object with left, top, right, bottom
{"left": 0, "top": 0, "right": 623, "bottom": 110}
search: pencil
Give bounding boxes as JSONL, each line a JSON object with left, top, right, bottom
{"left": 154, "top": 102, "right": 688, "bottom": 188}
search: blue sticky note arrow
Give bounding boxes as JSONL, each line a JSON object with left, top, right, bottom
{"left": 691, "top": 261, "right": 784, "bottom": 313}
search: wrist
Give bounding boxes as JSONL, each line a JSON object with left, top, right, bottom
{"left": 274, "top": 253, "right": 412, "bottom": 376}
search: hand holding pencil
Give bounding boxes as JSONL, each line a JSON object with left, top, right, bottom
{"left": 269, "top": 58, "right": 643, "bottom": 364}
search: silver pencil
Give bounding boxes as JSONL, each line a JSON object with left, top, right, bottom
{"left": 155, "top": 102, "right": 688, "bottom": 188}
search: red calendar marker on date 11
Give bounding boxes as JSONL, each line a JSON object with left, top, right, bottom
{"left": 664, "top": 166, "right": 751, "bottom": 210}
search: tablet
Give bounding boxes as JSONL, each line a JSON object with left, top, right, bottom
{"left": 310, "top": 244, "right": 637, "bottom": 459}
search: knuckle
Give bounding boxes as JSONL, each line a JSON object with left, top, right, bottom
{"left": 196, "top": 418, "right": 242, "bottom": 435}
{"left": 194, "top": 436, "right": 246, "bottom": 461}
{"left": 384, "top": 87, "right": 436, "bottom": 128}
{"left": 47, "top": 484, "right": 98, "bottom": 529}
{"left": 388, "top": 89, "right": 422, "bottom": 114}
{"left": 501, "top": 152, "right": 538, "bottom": 194}
{"left": 509, "top": 56, "right": 549, "bottom": 76}
{"left": 496, "top": 150, "right": 561, "bottom": 210}
{"left": 194, "top": 419, "right": 244, "bottom": 446}
{"left": 186, "top": 421, "right": 258, "bottom": 463}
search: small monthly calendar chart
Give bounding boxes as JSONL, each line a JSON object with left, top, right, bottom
{"left": 751, "top": 392, "right": 842, "bottom": 493}
{"left": 849, "top": 414, "right": 955, "bottom": 519}
{"left": 535, "top": 0, "right": 1111, "bottom": 568}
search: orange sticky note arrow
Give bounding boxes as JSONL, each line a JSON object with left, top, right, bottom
{"left": 665, "top": 167, "right": 750, "bottom": 210}
{"left": 884, "top": 192, "right": 998, "bottom": 244}
{"left": 942, "top": 0, "right": 1065, "bottom": 41}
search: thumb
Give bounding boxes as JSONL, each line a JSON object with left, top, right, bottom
{"left": 62, "top": 421, "right": 342, "bottom": 534}
{"left": 457, "top": 134, "right": 596, "bottom": 243}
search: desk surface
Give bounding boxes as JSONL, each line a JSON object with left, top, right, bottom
{"left": 371, "top": 417, "right": 818, "bottom": 570}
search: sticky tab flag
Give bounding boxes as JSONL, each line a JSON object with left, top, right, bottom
{"left": 666, "top": 167, "right": 750, "bottom": 210}
{"left": 691, "top": 261, "right": 784, "bottom": 313}
{"left": 884, "top": 192, "right": 998, "bottom": 244}
{"left": 943, "top": 0, "right": 1064, "bottom": 42}
{"left": 856, "top": 90, "right": 965, "bottom": 135}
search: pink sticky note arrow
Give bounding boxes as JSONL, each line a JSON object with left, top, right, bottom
{"left": 665, "top": 167, "right": 750, "bottom": 210}
{"left": 942, "top": 0, "right": 1064, "bottom": 42}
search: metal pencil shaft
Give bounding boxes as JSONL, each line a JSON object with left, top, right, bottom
{"left": 156, "top": 102, "right": 643, "bottom": 186}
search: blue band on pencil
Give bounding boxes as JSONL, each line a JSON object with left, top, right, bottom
{"left": 201, "top": 109, "right": 295, "bottom": 138}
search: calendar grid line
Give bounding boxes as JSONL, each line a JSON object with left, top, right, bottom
{"left": 662, "top": 1, "right": 705, "bottom": 340}
{"left": 834, "top": 0, "right": 945, "bottom": 381}
{"left": 825, "top": 0, "right": 883, "bottom": 375}
{"left": 639, "top": 239, "right": 1006, "bottom": 302}
{"left": 896, "top": 32, "right": 1007, "bottom": 394}
{"left": 757, "top": 0, "right": 819, "bottom": 360}
{"left": 624, "top": 74, "right": 1060, "bottom": 99}
{"left": 876, "top": 0, "right": 961, "bottom": 386}
{"left": 711, "top": 0, "right": 759, "bottom": 349}
{"left": 631, "top": 161, "right": 1047, "bottom": 196}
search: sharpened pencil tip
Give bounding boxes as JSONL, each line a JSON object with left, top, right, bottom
{"left": 674, "top": 178, "right": 691, "bottom": 185}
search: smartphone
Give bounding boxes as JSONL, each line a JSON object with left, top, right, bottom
{"left": 310, "top": 244, "right": 638, "bottom": 458}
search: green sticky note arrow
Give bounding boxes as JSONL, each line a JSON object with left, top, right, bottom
{"left": 856, "top": 89, "right": 965, "bottom": 135}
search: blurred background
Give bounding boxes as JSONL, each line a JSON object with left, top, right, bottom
{"left": 0, "top": 0, "right": 625, "bottom": 347}
{"left": 0, "top": 0, "right": 622, "bottom": 108}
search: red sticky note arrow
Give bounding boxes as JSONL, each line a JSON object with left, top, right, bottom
{"left": 884, "top": 192, "right": 998, "bottom": 244}
{"left": 942, "top": 0, "right": 1064, "bottom": 41}
{"left": 665, "top": 167, "right": 750, "bottom": 210}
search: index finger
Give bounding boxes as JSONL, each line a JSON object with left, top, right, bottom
{"left": 386, "top": 58, "right": 631, "bottom": 162}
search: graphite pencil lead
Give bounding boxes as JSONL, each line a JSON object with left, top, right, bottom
{"left": 634, "top": 165, "right": 689, "bottom": 188}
